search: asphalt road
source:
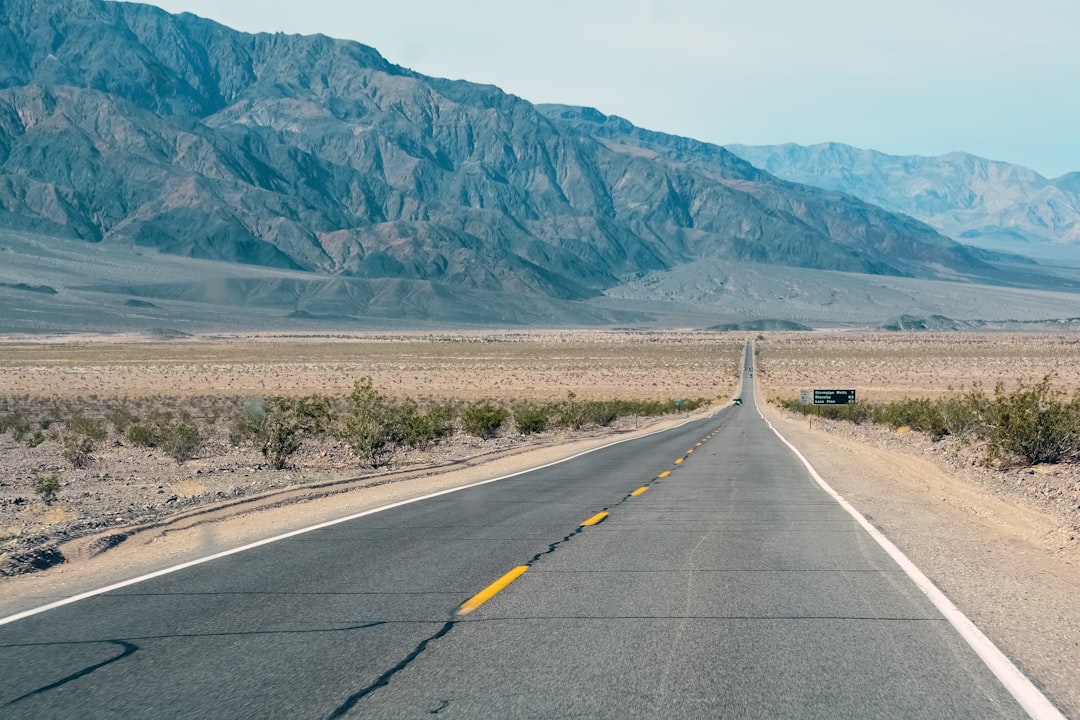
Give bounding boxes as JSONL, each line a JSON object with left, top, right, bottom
{"left": 0, "top": 350, "right": 1033, "bottom": 718}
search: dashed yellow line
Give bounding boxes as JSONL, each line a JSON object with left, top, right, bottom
{"left": 675, "top": 458, "right": 683, "bottom": 465}
{"left": 687, "top": 449, "right": 694, "bottom": 454}
{"left": 581, "top": 511, "right": 609, "bottom": 527}
{"left": 631, "top": 486, "right": 649, "bottom": 496}
{"left": 658, "top": 471, "right": 671, "bottom": 478}
{"left": 695, "top": 442, "right": 702, "bottom": 447}
{"left": 457, "top": 565, "right": 529, "bottom": 615}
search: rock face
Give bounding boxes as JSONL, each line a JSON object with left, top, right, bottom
{"left": 726, "top": 142, "right": 1080, "bottom": 261}
{"left": 0, "top": 0, "right": 1026, "bottom": 325}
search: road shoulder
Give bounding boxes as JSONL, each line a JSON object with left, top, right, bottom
{"left": 762, "top": 402, "right": 1080, "bottom": 718}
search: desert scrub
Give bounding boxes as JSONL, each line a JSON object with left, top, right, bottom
{"left": 33, "top": 472, "right": 61, "bottom": 505}
{"left": 776, "top": 398, "right": 875, "bottom": 424}
{"left": 386, "top": 399, "right": 454, "bottom": 450}
{"left": 126, "top": 409, "right": 177, "bottom": 447}
{"left": 342, "top": 377, "right": 391, "bottom": 465}
{"left": 513, "top": 404, "right": 551, "bottom": 434}
{"left": 555, "top": 393, "right": 617, "bottom": 429}
{"left": 343, "top": 381, "right": 458, "bottom": 460}
{"left": 105, "top": 405, "right": 139, "bottom": 433}
{"left": 983, "top": 377, "right": 1080, "bottom": 465}
{"left": 162, "top": 416, "right": 203, "bottom": 465}
{"left": 556, "top": 394, "right": 709, "bottom": 429}
{"left": 233, "top": 395, "right": 332, "bottom": 470}
{"left": 555, "top": 392, "right": 589, "bottom": 430}
{"left": 0, "top": 411, "right": 32, "bottom": 442}
{"left": 126, "top": 410, "right": 206, "bottom": 464}
{"left": 55, "top": 415, "right": 107, "bottom": 468}
{"left": 462, "top": 402, "right": 508, "bottom": 439}
{"left": 777, "top": 376, "right": 1080, "bottom": 466}
{"left": 869, "top": 389, "right": 989, "bottom": 441}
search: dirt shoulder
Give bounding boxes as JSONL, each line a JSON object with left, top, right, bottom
{"left": 761, "top": 402, "right": 1080, "bottom": 718}
{"left": 0, "top": 407, "right": 714, "bottom": 618}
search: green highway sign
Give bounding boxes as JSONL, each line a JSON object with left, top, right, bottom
{"left": 814, "top": 389, "right": 856, "bottom": 405}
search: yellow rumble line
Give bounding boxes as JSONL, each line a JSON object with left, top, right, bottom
{"left": 658, "top": 471, "right": 671, "bottom": 478}
{"left": 581, "top": 511, "right": 609, "bottom": 527}
{"left": 457, "top": 565, "right": 529, "bottom": 615}
{"left": 631, "top": 486, "right": 649, "bottom": 496}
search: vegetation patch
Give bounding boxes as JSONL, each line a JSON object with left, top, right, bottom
{"left": 777, "top": 376, "right": 1080, "bottom": 467}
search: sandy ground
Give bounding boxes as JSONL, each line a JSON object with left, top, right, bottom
{"left": 758, "top": 332, "right": 1080, "bottom": 402}
{"left": 0, "top": 330, "right": 745, "bottom": 400}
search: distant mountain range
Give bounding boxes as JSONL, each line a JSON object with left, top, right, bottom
{"left": 726, "top": 143, "right": 1080, "bottom": 262}
{"left": 1, "top": 0, "right": 1078, "bottom": 330}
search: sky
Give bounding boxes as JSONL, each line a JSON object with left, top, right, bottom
{"left": 143, "top": 0, "right": 1080, "bottom": 178}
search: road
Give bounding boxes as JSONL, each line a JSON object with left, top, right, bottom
{"left": 0, "top": 348, "right": 1040, "bottom": 718}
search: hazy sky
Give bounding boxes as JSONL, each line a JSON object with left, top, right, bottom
{"left": 143, "top": 0, "right": 1079, "bottom": 177}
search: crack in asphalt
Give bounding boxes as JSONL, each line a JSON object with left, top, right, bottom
{"left": 3, "top": 621, "right": 391, "bottom": 706}
{"left": 327, "top": 417, "right": 727, "bottom": 715}
{"left": 1, "top": 621, "right": 391, "bottom": 651}
{"left": 525, "top": 516, "right": 603, "bottom": 565}
{"left": 6, "top": 640, "right": 138, "bottom": 705}
{"left": 327, "top": 620, "right": 456, "bottom": 719}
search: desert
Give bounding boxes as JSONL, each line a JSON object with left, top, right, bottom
{"left": 2, "top": 329, "right": 1079, "bottom": 713}
{"left": 0, "top": 331, "right": 744, "bottom": 578}
{"left": 757, "top": 331, "right": 1080, "bottom": 402}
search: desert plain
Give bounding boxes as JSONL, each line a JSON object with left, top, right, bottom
{"left": 757, "top": 331, "right": 1080, "bottom": 402}
{"left": 0, "top": 330, "right": 743, "bottom": 400}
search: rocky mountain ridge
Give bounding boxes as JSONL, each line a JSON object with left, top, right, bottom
{"left": 0, "top": 0, "right": 1074, "bottom": 328}
{"left": 726, "top": 142, "right": 1080, "bottom": 262}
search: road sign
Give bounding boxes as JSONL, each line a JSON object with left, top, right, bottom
{"left": 814, "top": 389, "right": 856, "bottom": 405}
{"left": 800, "top": 390, "right": 811, "bottom": 406}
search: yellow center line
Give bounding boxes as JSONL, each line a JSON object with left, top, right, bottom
{"left": 658, "top": 471, "right": 671, "bottom": 478}
{"left": 695, "top": 442, "right": 702, "bottom": 446}
{"left": 457, "top": 565, "right": 529, "bottom": 616}
{"left": 580, "top": 511, "right": 609, "bottom": 526}
{"left": 687, "top": 449, "right": 694, "bottom": 454}
{"left": 675, "top": 458, "right": 683, "bottom": 465}
{"left": 631, "top": 486, "right": 649, "bottom": 496}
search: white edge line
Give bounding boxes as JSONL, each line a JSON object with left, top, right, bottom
{"left": 0, "top": 412, "right": 711, "bottom": 627}
{"left": 755, "top": 396, "right": 1065, "bottom": 720}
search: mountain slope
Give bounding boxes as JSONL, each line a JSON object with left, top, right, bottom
{"left": 0, "top": 0, "right": 1030, "bottom": 311}
{"left": 726, "top": 142, "right": 1080, "bottom": 261}
{"left": 539, "top": 106, "right": 1021, "bottom": 279}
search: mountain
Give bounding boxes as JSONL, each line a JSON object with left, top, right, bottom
{"left": 725, "top": 142, "right": 1080, "bottom": 262}
{"left": 0, "top": 0, "right": 1074, "bottom": 330}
